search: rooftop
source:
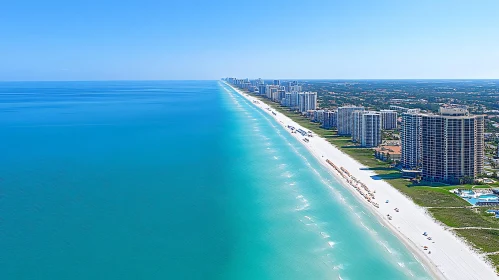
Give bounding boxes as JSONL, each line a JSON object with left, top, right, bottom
{"left": 439, "top": 104, "right": 469, "bottom": 116}
{"left": 374, "top": 145, "right": 401, "bottom": 155}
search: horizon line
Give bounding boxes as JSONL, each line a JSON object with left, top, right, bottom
{"left": 1, "top": 78, "right": 499, "bottom": 83}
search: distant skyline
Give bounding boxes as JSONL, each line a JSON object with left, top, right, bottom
{"left": 1, "top": 0, "right": 499, "bottom": 81}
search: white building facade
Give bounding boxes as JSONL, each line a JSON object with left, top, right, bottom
{"left": 380, "top": 110, "right": 398, "bottom": 130}
{"left": 337, "top": 106, "right": 364, "bottom": 136}
{"left": 400, "top": 109, "right": 423, "bottom": 170}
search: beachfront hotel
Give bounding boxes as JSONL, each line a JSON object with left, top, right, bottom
{"left": 297, "top": 92, "right": 317, "bottom": 113}
{"left": 285, "top": 81, "right": 300, "bottom": 92}
{"left": 290, "top": 84, "right": 302, "bottom": 93}
{"left": 351, "top": 110, "right": 382, "bottom": 147}
{"left": 337, "top": 106, "right": 365, "bottom": 136}
{"left": 351, "top": 110, "right": 365, "bottom": 143}
{"left": 322, "top": 110, "right": 337, "bottom": 129}
{"left": 312, "top": 109, "right": 325, "bottom": 124}
{"left": 360, "top": 112, "right": 382, "bottom": 148}
{"left": 380, "top": 110, "right": 398, "bottom": 130}
{"left": 421, "top": 106, "right": 484, "bottom": 184}
{"left": 258, "top": 84, "right": 266, "bottom": 96}
{"left": 401, "top": 109, "right": 423, "bottom": 170}
{"left": 265, "top": 85, "right": 280, "bottom": 102}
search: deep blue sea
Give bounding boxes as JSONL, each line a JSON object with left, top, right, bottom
{"left": 0, "top": 81, "right": 431, "bottom": 279}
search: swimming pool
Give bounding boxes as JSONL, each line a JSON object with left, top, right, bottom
{"left": 478, "top": 194, "right": 499, "bottom": 200}
{"left": 461, "top": 190, "right": 474, "bottom": 195}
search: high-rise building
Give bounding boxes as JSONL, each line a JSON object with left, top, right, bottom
{"left": 283, "top": 92, "right": 292, "bottom": 107}
{"left": 298, "top": 93, "right": 306, "bottom": 112}
{"left": 290, "top": 84, "right": 302, "bottom": 92}
{"left": 360, "top": 112, "right": 382, "bottom": 148}
{"left": 297, "top": 92, "right": 317, "bottom": 113}
{"left": 266, "top": 85, "right": 279, "bottom": 101}
{"left": 286, "top": 81, "right": 298, "bottom": 92}
{"left": 278, "top": 89, "right": 286, "bottom": 103}
{"left": 273, "top": 80, "right": 280, "bottom": 86}
{"left": 290, "top": 92, "right": 299, "bottom": 109}
{"left": 337, "top": 106, "right": 364, "bottom": 136}
{"left": 306, "top": 92, "right": 317, "bottom": 111}
{"left": 380, "top": 110, "right": 398, "bottom": 130}
{"left": 421, "top": 106, "right": 484, "bottom": 184}
{"left": 323, "top": 110, "right": 337, "bottom": 129}
{"left": 352, "top": 110, "right": 365, "bottom": 143}
{"left": 401, "top": 109, "right": 423, "bottom": 170}
{"left": 313, "top": 110, "right": 325, "bottom": 124}
{"left": 283, "top": 92, "right": 299, "bottom": 109}
{"left": 258, "top": 84, "right": 266, "bottom": 96}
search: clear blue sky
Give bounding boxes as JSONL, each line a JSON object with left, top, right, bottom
{"left": 1, "top": 0, "right": 498, "bottom": 80}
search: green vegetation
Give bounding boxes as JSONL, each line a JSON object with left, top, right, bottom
{"left": 488, "top": 255, "right": 499, "bottom": 271}
{"left": 245, "top": 90, "right": 499, "bottom": 270}
{"left": 429, "top": 208, "right": 499, "bottom": 228}
{"left": 457, "top": 229, "right": 499, "bottom": 253}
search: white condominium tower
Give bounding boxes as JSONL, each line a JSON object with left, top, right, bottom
{"left": 380, "top": 110, "right": 398, "bottom": 130}
{"left": 323, "top": 110, "right": 337, "bottom": 129}
{"left": 360, "top": 112, "right": 382, "bottom": 148}
{"left": 297, "top": 92, "right": 317, "bottom": 113}
{"left": 401, "top": 109, "right": 423, "bottom": 170}
{"left": 421, "top": 106, "right": 484, "bottom": 184}
{"left": 290, "top": 84, "right": 302, "bottom": 92}
{"left": 352, "top": 110, "right": 365, "bottom": 143}
{"left": 283, "top": 92, "right": 299, "bottom": 109}
{"left": 265, "top": 85, "right": 279, "bottom": 102}
{"left": 337, "top": 106, "right": 364, "bottom": 136}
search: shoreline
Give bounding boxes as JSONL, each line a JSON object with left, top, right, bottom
{"left": 222, "top": 81, "right": 498, "bottom": 280}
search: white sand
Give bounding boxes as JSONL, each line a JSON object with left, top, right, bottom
{"left": 224, "top": 82, "right": 498, "bottom": 280}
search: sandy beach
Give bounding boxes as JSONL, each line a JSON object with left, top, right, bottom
{"left": 223, "top": 81, "right": 498, "bottom": 280}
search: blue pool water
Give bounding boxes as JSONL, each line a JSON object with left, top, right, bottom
{"left": 479, "top": 194, "right": 498, "bottom": 200}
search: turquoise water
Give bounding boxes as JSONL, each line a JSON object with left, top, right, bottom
{"left": 464, "top": 193, "right": 499, "bottom": 205}
{"left": 0, "top": 81, "right": 431, "bottom": 279}
{"left": 479, "top": 194, "right": 498, "bottom": 199}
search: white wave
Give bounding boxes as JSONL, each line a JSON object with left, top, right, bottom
{"left": 295, "top": 203, "right": 310, "bottom": 211}
{"left": 381, "top": 241, "right": 394, "bottom": 254}
{"left": 333, "top": 264, "right": 344, "bottom": 270}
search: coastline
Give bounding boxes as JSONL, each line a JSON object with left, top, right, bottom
{"left": 222, "top": 81, "right": 498, "bottom": 280}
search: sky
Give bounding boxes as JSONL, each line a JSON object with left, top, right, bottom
{"left": 1, "top": 0, "right": 499, "bottom": 80}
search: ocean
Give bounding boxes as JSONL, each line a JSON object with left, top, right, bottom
{"left": 0, "top": 81, "right": 431, "bottom": 279}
